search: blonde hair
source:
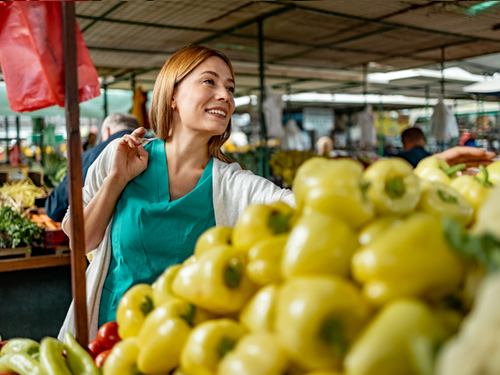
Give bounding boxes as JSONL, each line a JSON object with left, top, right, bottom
{"left": 149, "top": 45, "right": 235, "bottom": 164}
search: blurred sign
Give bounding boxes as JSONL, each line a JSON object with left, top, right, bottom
{"left": 303, "top": 107, "right": 334, "bottom": 133}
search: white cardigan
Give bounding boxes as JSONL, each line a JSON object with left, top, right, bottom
{"left": 58, "top": 138, "right": 295, "bottom": 341}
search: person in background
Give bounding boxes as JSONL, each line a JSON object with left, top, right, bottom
{"left": 396, "top": 127, "right": 432, "bottom": 168}
{"left": 45, "top": 113, "right": 140, "bottom": 222}
{"left": 83, "top": 132, "right": 98, "bottom": 151}
{"left": 463, "top": 127, "right": 478, "bottom": 147}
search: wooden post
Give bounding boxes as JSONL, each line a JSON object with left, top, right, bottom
{"left": 61, "top": 2, "right": 89, "bottom": 347}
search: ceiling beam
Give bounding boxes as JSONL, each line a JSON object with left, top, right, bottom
{"left": 193, "top": 4, "right": 295, "bottom": 45}
{"left": 81, "top": 2, "right": 126, "bottom": 33}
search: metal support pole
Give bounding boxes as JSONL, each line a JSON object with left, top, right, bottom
{"left": 362, "top": 63, "right": 368, "bottom": 101}
{"left": 16, "top": 117, "right": 20, "bottom": 146}
{"left": 286, "top": 83, "right": 291, "bottom": 123}
{"left": 378, "top": 100, "right": 384, "bottom": 156}
{"left": 425, "top": 85, "right": 430, "bottom": 138}
{"left": 257, "top": 18, "right": 268, "bottom": 178}
{"left": 4, "top": 117, "right": 9, "bottom": 162}
{"left": 440, "top": 47, "right": 445, "bottom": 98}
{"left": 103, "top": 83, "right": 108, "bottom": 118}
{"left": 62, "top": 1, "right": 89, "bottom": 347}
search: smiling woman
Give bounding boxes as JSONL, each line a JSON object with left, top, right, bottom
{"left": 59, "top": 45, "right": 295, "bottom": 341}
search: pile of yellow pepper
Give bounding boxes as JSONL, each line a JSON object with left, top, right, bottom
{"left": 270, "top": 150, "right": 317, "bottom": 187}
{"left": 100, "top": 156, "right": 500, "bottom": 375}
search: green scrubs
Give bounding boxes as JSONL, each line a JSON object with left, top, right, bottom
{"left": 98, "top": 138, "right": 215, "bottom": 325}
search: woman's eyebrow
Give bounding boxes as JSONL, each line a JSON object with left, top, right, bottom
{"left": 200, "top": 70, "right": 235, "bottom": 85}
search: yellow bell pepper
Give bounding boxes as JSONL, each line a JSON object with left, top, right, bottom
{"left": 303, "top": 372, "right": 343, "bottom": 375}
{"left": 344, "top": 299, "right": 449, "bottom": 375}
{"left": 358, "top": 216, "right": 403, "bottom": 247}
{"left": 152, "top": 264, "right": 182, "bottom": 306}
{"left": 195, "top": 226, "right": 233, "bottom": 256}
{"left": 232, "top": 202, "right": 295, "bottom": 251}
{"left": 102, "top": 338, "right": 140, "bottom": 375}
{"left": 363, "top": 158, "right": 421, "bottom": 215}
{"left": 218, "top": 332, "right": 289, "bottom": 375}
{"left": 116, "top": 284, "right": 155, "bottom": 339}
{"left": 417, "top": 181, "right": 473, "bottom": 225}
{"left": 137, "top": 299, "right": 195, "bottom": 374}
{"left": 180, "top": 319, "right": 246, "bottom": 375}
{"left": 239, "top": 284, "right": 279, "bottom": 333}
{"left": 247, "top": 234, "right": 287, "bottom": 285}
{"left": 275, "top": 276, "right": 370, "bottom": 371}
{"left": 475, "top": 160, "right": 500, "bottom": 185}
{"left": 352, "top": 213, "right": 464, "bottom": 306}
{"left": 293, "top": 157, "right": 374, "bottom": 229}
{"left": 281, "top": 210, "right": 357, "bottom": 279}
{"left": 172, "top": 246, "right": 256, "bottom": 314}
{"left": 414, "top": 156, "right": 465, "bottom": 185}
{"left": 450, "top": 166, "right": 492, "bottom": 222}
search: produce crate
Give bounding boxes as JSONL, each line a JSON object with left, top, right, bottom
{"left": 44, "top": 229, "right": 69, "bottom": 249}
{"left": 0, "top": 246, "right": 30, "bottom": 259}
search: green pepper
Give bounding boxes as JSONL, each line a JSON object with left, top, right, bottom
{"left": 363, "top": 158, "right": 421, "bottom": 215}
{"left": 0, "top": 339, "right": 39, "bottom": 358}
{"left": 40, "top": 337, "right": 73, "bottom": 375}
{"left": 414, "top": 156, "right": 465, "bottom": 185}
{"left": 475, "top": 160, "right": 500, "bottom": 185}
{"left": 0, "top": 353, "right": 44, "bottom": 375}
{"left": 418, "top": 181, "right": 473, "bottom": 226}
{"left": 64, "top": 333, "right": 100, "bottom": 375}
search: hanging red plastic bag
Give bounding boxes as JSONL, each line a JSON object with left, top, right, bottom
{"left": 0, "top": 1, "right": 100, "bottom": 112}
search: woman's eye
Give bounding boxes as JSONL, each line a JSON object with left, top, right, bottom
{"left": 227, "top": 87, "right": 235, "bottom": 93}
{"left": 203, "top": 79, "right": 214, "bottom": 85}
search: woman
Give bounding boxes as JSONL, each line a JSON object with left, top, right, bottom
{"left": 59, "top": 45, "right": 294, "bottom": 340}
{"left": 59, "top": 45, "right": 495, "bottom": 340}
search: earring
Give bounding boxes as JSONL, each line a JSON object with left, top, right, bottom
{"left": 172, "top": 104, "right": 176, "bottom": 110}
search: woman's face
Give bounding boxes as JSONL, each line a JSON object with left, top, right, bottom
{"left": 172, "top": 56, "right": 235, "bottom": 137}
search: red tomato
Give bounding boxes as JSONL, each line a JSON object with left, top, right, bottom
{"left": 94, "top": 349, "right": 111, "bottom": 369}
{"left": 87, "top": 339, "right": 104, "bottom": 359}
{"left": 0, "top": 341, "right": 8, "bottom": 352}
{"left": 96, "top": 322, "right": 121, "bottom": 350}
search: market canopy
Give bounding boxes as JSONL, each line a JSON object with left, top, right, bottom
{"left": 71, "top": 0, "right": 500, "bottom": 100}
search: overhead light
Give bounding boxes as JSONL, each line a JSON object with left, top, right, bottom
{"left": 464, "top": 1, "right": 500, "bottom": 17}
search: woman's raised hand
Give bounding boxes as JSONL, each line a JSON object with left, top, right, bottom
{"left": 108, "top": 127, "right": 149, "bottom": 186}
{"left": 435, "top": 146, "right": 496, "bottom": 168}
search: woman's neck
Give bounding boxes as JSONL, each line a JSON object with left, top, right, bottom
{"left": 164, "top": 130, "right": 211, "bottom": 174}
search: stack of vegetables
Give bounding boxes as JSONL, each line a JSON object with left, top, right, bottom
{"left": 1, "top": 156, "right": 499, "bottom": 375}
{"left": 270, "top": 150, "right": 317, "bottom": 187}
{"left": 100, "top": 156, "right": 500, "bottom": 375}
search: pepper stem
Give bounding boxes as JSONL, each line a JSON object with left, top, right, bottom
{"left": 140, "top": 296, "right": 154, "bottom": 316}
{"left": 320, "top": 319, "right": 347, "bottom": 356}
{"left": 225, "top": 258, "right": 242, "bottom": 289}
{"left": 476, "top": 165, "right": 493, "bottom": 187}
{"left": 217, "top": 337, "right": 236, "bottom": 359}
{"left": 181, "top": 303, "right": 197, "bottom": 327}
{"left": 268, "top": 211, "right": 291, "bottom": 234}
{"left": 437, "top": 189, "right": 458, "bottom": 204}
{"left": 385, "top": 177, "right": 406, "bottom": 198}
{"left": 445, "top": 163, "right": 466, "bottom": 176}
{"left": 131, "top": 364, "right": 145, "bottom": 375}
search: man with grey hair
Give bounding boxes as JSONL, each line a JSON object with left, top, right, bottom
{"left": 46, "top": 113, "right": 140, "bottom": 222}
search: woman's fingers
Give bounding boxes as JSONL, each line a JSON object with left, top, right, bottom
{"left": 132, "top": 127, "right": 146, "bottom": 138}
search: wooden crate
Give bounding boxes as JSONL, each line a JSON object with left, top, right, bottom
{"left": 0, "top": 247, "right": 30, "bottom": 259}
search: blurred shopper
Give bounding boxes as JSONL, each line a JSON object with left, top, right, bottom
{"left": 45, "top": 113, "right": 140, "bottom": 222}
{"left": 83, "top": 132, "right": 97, "bottom": 151}
{"left": 464, "top": 128, "right": 478, "bottom": 147}
{"left": 396, "top": 127, "right": 431, "bottom": 167}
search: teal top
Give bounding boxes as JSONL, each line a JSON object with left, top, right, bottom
{"left": 98, "top": 139, "right": 216, "bottom": 325}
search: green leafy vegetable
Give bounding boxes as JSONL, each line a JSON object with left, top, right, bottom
{"left": 0, "top": 207, "right": 43, "bottom": 251}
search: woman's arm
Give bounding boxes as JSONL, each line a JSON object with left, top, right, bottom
{"left": 64, "top": 127, "right": 149, "bottom": 253}
{"left": 64, "top": 175, "right": 128, "bottom": 253}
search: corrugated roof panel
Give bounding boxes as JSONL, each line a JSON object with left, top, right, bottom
{"left": 82, "top": 22, "right": 212, "bottom": 52}
{"left": 88, "top": 50, "right": 170, "bottom": 69}
{"left": 303, "top": 0, "right": 416, "bottom": 20}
